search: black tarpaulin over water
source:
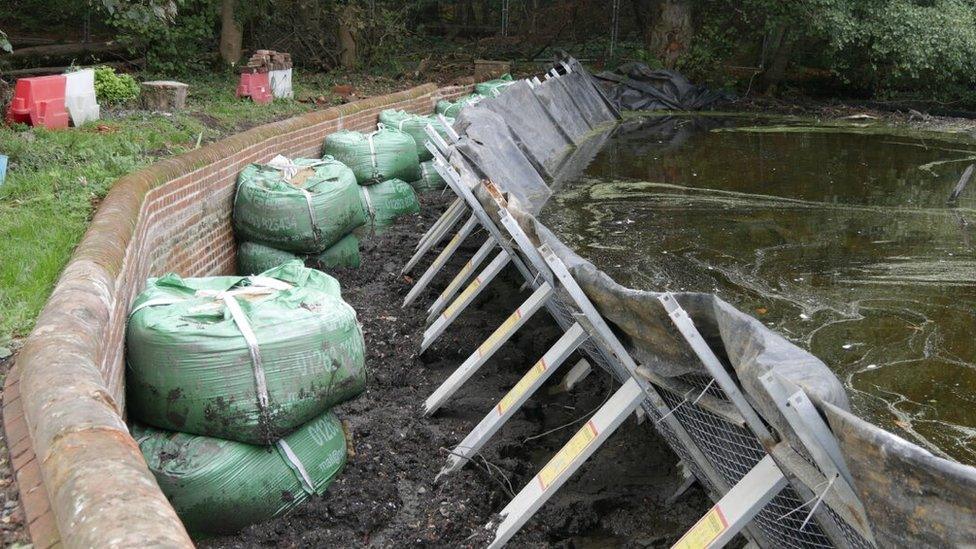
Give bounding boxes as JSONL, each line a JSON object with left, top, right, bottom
{"left": 594, "top": 62, "right": 735, "bottom": 111}
{"left": 445, "top": 55, "right": 976, "bottom": 547}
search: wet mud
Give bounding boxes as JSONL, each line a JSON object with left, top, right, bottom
{"left": 203, "top": 193, "right": 708, "bottom": 548}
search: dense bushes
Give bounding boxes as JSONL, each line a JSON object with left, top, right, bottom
{"left": 111, "top": 0, "right": 218, "bottom": 75}
{"left": 93, "top": 66, "right": 140, "bottom": 105}
{"left": 678, "top": 0, "right": 976, "bottom": 100}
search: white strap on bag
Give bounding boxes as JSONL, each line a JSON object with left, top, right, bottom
{"left": 298, "top": 187, "right": 317, "bottom": 232}
{"left": 276, "top": 439, "right": 316, "bottom": 494}
{"left": 359, "top": 186, "right": 376, "bottom": 235}
{"left": 365, "top": 130, "right": 380, "bottom": 171}
{"left": 221, "top": 293, "right": 270, "bottom": 410}
{"left": 129, "top": 276, "right": 295, "bottom": 416}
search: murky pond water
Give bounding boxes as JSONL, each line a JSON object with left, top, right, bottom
{"left": 540, "top": 115, "right": 976, "bottom": 464}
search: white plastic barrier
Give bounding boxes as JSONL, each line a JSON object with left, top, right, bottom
{"left": 269, "top": 69, "right": 293, "bottom": 99}
{"left": 65, "top": 69, "right": 100, "bottom": 126}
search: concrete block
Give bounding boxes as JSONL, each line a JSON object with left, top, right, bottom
{"left": 548, "top": 358, "right": 592, "bottom": 395}
{"left": 141, "top": 80, "right": 189, "bottom": 112}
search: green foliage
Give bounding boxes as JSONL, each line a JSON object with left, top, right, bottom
{"left": 0, "top": 30, "right": 11, "bottom": 54}
{"left": 99, "top": 0, "right": 178, "bottom": 22}
{"left": 111, "top": 0, "right": 218, "bottom": 75}
{"left": 0, "top": 0, "right": 95, "bottom": 33}
{"left": 358, "top": 3, "right": 413, "bottom": 71}
{"left": 822, "top": 0, "right": 976, "bottom": 94}
{"left": 93, "top": 66, "right": 141, "bottom": 105}
{"left": 680, "top": 0, "right": 976, "bottom": 100}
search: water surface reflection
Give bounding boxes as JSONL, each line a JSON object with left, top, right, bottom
{"left": 540, "top": 115, "right": 976, "bottom": 463}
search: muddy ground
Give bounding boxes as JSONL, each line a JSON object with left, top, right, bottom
{"left": 204, "top": 193, "right": 708, "bottom": 548}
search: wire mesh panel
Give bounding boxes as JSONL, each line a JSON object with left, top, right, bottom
{"left": 543, "top": 290, "right": 870, "bottom": 549}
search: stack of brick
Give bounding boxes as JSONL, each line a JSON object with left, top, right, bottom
{"left": 237, "top": 50, "right": 293, "bottom": 103}
{"left": 242, "top": 50, "right": 293, "bottom": 72}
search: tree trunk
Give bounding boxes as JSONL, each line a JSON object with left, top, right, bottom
{"left": 629, "top": 0, "right": 646, "bottom": 34}
{"left": 460, "top": 0, "right": 474, "bottom": 26}
{"left": 645, "top": 0, "right": 692, "bottom": 69}
{"left": 757, "top": 25, "right": 794, "bottom": 94}
{"left": 478, "top": 0, "right": 490, "bottom": 26}
{"left": 337, "top": 4, "right": 359, "bottom": 69}
{"left": 219, "top": 0, "right": 242, "bottom": 66}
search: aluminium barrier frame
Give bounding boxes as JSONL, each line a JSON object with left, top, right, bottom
{"left": 401, "top": 76, "right": 875, "bottom": 549}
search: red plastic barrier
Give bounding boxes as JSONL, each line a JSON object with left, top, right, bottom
{"left": 6, "top": 75, "right": 70, "bottom": 129}
{"left": 236, "top": 72, "right": 272, "bottom": 105}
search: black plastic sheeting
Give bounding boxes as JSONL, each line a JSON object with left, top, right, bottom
{"left": 451, "top": 107, "right": 552, "bottom": 213}
{"left": 444, "top": 55, "right": 975, "bottom": 547}
{"left": 595, "top": 62, "right": 735, "bottom": 111}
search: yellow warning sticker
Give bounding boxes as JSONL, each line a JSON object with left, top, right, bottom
{"left": 433, "top": 232, "right": 463, "bottom": 266}
{"left": 478, "top": 309, "right": 522, "bottom": 357}
{"left": 442, "top": 278, "right": 481, "bottom": 319}
{"left": 536, "top": 421, "right": 598, "bottom": 490}
{"left": 497, "top": 358, "right": 548, "bottom": 415}
{"left": 672, "top": 506, "right": 729, "bottom": 549}
{"left": 454, "top": 261, "right": 474, "bottom": 281}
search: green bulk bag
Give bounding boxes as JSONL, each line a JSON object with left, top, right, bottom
{"left": 435, "top": 93, "right": 483, "bottom": 118}
{"left": 127, "top": 261, "right": 367, "bottom": 444}
{"left": 410, "top": 160, "right": 447, "bottom": 193}
{"left": 377, "top": 109, "right": 455, "bottom": 162}
{"left": 238, "top": 235, "right": 361, "bottom": 276}
{"left": 233, "top": 157, "right": 367, "bottom": 254}
{"left": 358, "top": 178, "right": 420, "bottom": 234}
{"left": 311, "top": 232, "right": 361, "bottom": 270}
{"left": 134, "top": 409, "right": 346, "bottom": 535}
{"left": 238, "top": 241, "right": 297, "bottom": 275}
{"left": 323, "top": 126, "right": 421, "bottom": 185}
{"left": 475, "top": 74, "right": 515, "bottom": 97}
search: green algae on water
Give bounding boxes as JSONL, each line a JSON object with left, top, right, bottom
{"left": 541, "top": 115, "right": 976, "bottom": 464}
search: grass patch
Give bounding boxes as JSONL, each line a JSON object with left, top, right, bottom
{"left": 0, "top": 71, "right": 370, "bottom": 345}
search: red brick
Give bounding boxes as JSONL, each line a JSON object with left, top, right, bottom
{"left": 28, "top": 510, "right": 61, "bottom": 549}
{"left": 15, "top": 456, "right": 42, "bottom": 493}
{"left": 5, "top": 412, "right": 28, "bottom": 448}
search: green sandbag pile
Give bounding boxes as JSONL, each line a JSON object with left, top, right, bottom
{"left": 475, "top": 73, "right": 515, "bottom": 97}
{"left": 323, "top": 126, "right": 421, "bottom": 184}
{"left": 411, "top": 160, "right": 447, "bottom": 193}
{"left": 358, "top": 178, "right": 421, "bottom": 234}
{"left": 435, "top": 93, "right": 484, "bottom": 118}
{"left": 238, "top": 235, "right": 361, "bottom": 276}
{"left": 134, "top": 409, "right": 346, "bottom": 535}
{"left": 127, "top": 261, "right": 367, "bottom": 444}
{"left": 377, "top": 109, "right": 454, "bottom": 162}
{"left": 234, "top": 157, "right": 367, "bottom": 253}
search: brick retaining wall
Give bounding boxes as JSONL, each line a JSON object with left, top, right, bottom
{"left": 3, "top": 82, "right": 473, "bottom": 548}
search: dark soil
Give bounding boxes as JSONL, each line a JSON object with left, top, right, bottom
{"left": 0, "top": 346, "right": 30, "bottom": 548}
{"left": 204, "top": 193, "right": 708, "bottom": 548}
